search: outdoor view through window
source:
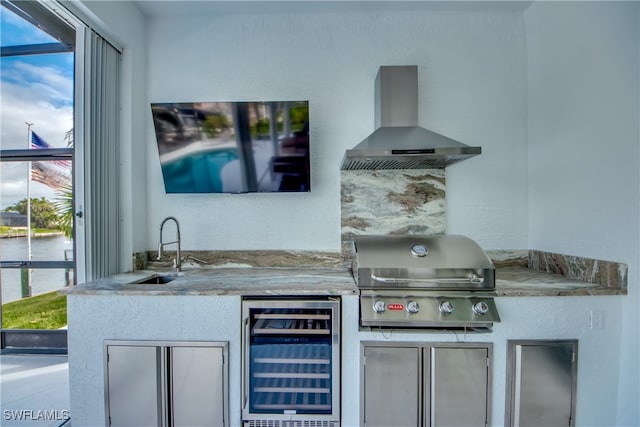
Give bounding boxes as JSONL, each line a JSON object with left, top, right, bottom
{"left": 0, "top": 2, "right": 75, "bottom": 335}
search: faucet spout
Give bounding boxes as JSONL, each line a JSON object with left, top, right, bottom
{"left": 158, "top": 216, "right": 181, "bottom": 272}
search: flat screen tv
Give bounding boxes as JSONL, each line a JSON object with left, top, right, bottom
{"left": 150, "top": 101, "right": 310, "bottom": 193}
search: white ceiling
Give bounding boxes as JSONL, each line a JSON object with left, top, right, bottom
{"left": 132, "top": 1, "right": 534, "bottom": 18}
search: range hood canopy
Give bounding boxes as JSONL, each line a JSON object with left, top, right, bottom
{"left": 341, "top": 65, "right": 481, "bottom": 170}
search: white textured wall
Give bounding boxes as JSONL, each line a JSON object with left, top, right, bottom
{"left": 525, "top": 2, "right": 639, "bottom": 426}
{"left": 145, "top": 9, "right": 528, "bottom": 251}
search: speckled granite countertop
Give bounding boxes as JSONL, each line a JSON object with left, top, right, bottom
{"left": 61, "top": 266, "right": 625, "bottom": 297}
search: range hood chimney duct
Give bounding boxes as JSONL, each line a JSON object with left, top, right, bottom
{"left": 341, "top": 65, "right": 481, "bottom": 170}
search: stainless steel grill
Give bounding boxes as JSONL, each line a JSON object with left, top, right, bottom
{"left": 352, "top": 234, "right": 500, "bottom": 332}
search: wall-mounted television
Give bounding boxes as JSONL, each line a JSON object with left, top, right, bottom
{"left": 151, "top": 101, "right": 310, "bottom": 193}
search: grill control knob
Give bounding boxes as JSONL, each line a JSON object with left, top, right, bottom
{"left": 439, "top": 301, "right": 454, "bottom": 314}
{"left": 406, "top": 301, "right": 420, "bottom": 314}
{"left": 373, "top": 300, "right": 386, "bottom": 313}
{"left": 473, "top": 301, "right": 490, "bottom": 315}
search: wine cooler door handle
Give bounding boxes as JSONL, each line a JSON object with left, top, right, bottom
{"left": 242, "top": 316, "right": 249, "bottom": 411}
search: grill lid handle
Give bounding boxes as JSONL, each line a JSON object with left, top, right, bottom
{"left": 371, "top": 274, "right": 484, "bottom": 285}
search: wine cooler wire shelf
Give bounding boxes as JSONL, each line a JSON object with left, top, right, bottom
{"left": 250, "top": 343, "right": 332, "bottom": 413}
{"left": 251, "top": 309, "right": 331, "bottom": 335}
{"left": 252, "top": 317, "right": 330, "bottom": 335}
{"left": 252, "top": 392, "right": 331, "bottom": 412}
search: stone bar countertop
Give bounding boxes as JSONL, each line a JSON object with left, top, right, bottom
{"left": 496, "top": 267, "right": 626, "bottom": 296}
{"left": 60, "top": 267, "right": 359, "bottom": 296}
{"left": 490, "top": 249, "right": 627, "bottom": 296}
{"left": 61, "top": 266, "right": 625, "bottom": 297}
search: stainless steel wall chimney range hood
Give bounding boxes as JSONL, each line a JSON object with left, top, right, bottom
{"left": 340, "top": 65, "right": 481, "bottom": 170}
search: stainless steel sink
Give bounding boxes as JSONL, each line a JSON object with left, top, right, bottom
{"left": 134, "top": 274, "right": 177, "bottom": 285}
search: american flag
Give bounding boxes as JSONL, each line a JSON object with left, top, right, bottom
{"left": 31, "top": 131, "right": 72, "bottom": 168}
{"left": 31, "top": 131, "right": 72, "bottom": 190}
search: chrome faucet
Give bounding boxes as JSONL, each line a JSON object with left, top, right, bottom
{"left": 158, "top": 216, "right": 181, "bottom": 272}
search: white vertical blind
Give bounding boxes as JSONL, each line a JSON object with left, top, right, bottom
{"left": 80, "top": 29, "right": 120, "bottom": 280}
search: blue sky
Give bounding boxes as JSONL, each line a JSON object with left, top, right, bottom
{"left": 0, "top": 5, "right": 74, "bottom": 208}
{"left": 1, "top": 5, "right": 74, "bottom": 110}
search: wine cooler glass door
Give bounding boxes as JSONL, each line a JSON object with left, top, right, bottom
{"left": 242, "top": 299, "right": 340, "bottom": 424}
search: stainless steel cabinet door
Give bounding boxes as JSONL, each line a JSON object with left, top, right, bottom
{"left": 170, "top": 346, "right": 226, "bottom": 426}
{"left": 362, "top": 346, "right": 421, "bottom": 427}
{"left": 106, "top": 341, "right": 229, "bottom": 427}
{"left": 430, "top": 347, "right": 489, "bottom": 427}
{"left": 106, "top": 345, "right": 162, "bottom": 427}
{"left": 506, "top": 340, "right": 577, "bottom": 427}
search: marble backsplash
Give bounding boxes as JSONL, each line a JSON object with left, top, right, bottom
{"left": 340, "top": 169, "right": 445, "bottom": 256}
{"left": 485, "top": 249, "right": 529, "bottom": 268}
{"left": 528, "top": 249, "right": 627, "bottom": 290}
{"left": 488, "top": 249, "right": 627, "bottom": 290}
{"left": 140, "top": 250, "right": 345, "bottom": 270}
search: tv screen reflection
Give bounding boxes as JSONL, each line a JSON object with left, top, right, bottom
{"left": 151, "top": 101, "right": 310, "bottom": 193}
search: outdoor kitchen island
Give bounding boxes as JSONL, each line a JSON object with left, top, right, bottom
{"left": 62, "top": 262, "right": 625, "bottom": 427}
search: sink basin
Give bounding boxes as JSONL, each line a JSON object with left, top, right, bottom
{"left": 134, "top": 274, "right": 177, "bottom": 285}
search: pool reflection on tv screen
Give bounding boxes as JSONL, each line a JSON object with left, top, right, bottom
{"left": 150, "top": 101, "right": 310, "bottom": 193}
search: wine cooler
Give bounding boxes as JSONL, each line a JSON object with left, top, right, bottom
{"left": 242, "top": 298, "right": 341, "bottom": 427}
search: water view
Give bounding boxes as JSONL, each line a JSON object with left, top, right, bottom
{"left": 1, "top": 234, "right": 72, "bottom": 303}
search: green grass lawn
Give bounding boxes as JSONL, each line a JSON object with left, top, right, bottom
{"left": 2, "top": 291, "right": 67, "bottom": 329}
{"left": 0, "top": 226, "right": 62, "bottom": 235}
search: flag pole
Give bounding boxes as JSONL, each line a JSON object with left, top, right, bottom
{"left": 23, "top": 122, "right": 34, "bottom": 298}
